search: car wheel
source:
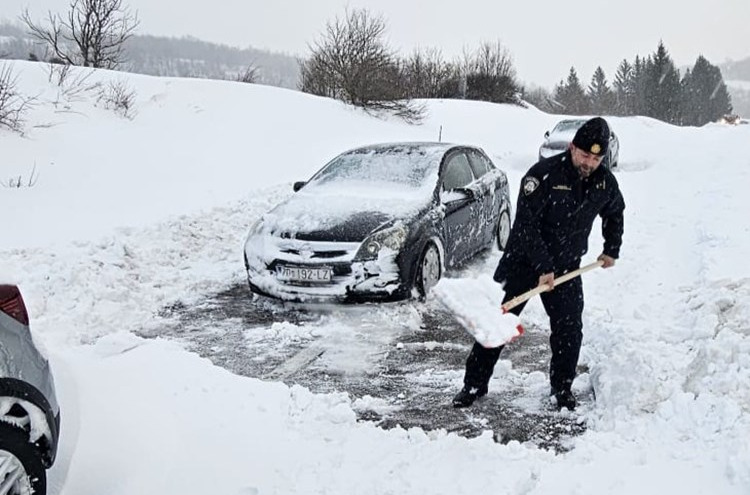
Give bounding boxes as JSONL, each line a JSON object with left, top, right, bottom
{"left": 0, "top": 421, "right": 46, "bottom": 495}
{"left": 496, "top": 209, "right": 511, "bottom": 251}
{"left": 416, "top": 243, "right": 441, "bottom": 298}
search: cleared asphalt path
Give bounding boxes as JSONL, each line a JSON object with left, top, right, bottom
{"left": 142, "top": 273, "right": 593, "bottom": 453}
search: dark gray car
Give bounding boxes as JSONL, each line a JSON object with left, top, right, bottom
{"left": 244, "top": 142, "right": 512, "bottom": 303}
{"left": 1, "top": 285, "right": 60, "bottom": 495}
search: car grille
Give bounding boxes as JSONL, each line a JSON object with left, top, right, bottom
{"left": 279, "top": 248, "right": 350, "bottom": 259}
{"left": 270, "top": 238, "right": 360, "bottom": 286}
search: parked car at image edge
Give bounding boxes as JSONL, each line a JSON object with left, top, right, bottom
{"left": 243, "top": 142, "right": 513, "bottom": 302}
{"left": 0, "top": 284, "right": 61, "bottom": 495}
{"left": 538, "top": 118, "right": 620, "bottom": 169}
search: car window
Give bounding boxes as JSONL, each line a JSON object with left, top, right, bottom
{"left": 467, "top": 150, "right": 491, "bottom": 178}
{"left": 553, "top": 120, "right": 586, "bottom": 134}
{"left": 309, "top": 147, "right": 441, "bottom": 189}
{"left": 442, "top": 152, "right": 474, "bottom": 190}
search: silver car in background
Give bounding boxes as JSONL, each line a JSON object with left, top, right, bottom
{"left": 1, "top": 284, "right": 60, "bottom": 495}
{"left": 538, "top": 118, "right": 620, "bottom": 169}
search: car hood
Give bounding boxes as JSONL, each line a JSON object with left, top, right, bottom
{"left": 259, "top": 184, "right": 432, "bottom": 242}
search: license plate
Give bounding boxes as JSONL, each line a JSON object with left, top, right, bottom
{"left": 276, "top": 265, "right": 332, "bottom": 283}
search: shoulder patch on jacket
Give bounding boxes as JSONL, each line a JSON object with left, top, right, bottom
{"left": 523, "top": 176, "right": 540, "bottom": 196}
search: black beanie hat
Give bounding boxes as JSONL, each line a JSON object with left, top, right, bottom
{"left": 572, "top": 117, "right": 610, "bottom": 156}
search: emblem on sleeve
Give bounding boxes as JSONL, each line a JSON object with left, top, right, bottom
{"left": 523, "top": 176, "right": 540, "bottom": 196}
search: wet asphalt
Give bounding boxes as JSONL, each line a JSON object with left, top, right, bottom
{"left": 142, "top": 275, "right": 590, "bottom": 453}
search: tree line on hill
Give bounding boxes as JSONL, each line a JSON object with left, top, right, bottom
{"left": 528, "top": 42, "right": 733, "bottom": 126}
{"left": 299, "top": 9, "right": 521, "bottom": 121}
{"left": 0, "top": 21, "right": 299, "bottom": 89}
{"left": 300, "top": 9, "right": 733, "bottom": 126}
{"left": 0, "top": 1, "right": 739, "bottom": 127}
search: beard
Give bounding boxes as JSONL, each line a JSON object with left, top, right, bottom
{"left": 576, "top": 164, "right": 594, "bottom": 177}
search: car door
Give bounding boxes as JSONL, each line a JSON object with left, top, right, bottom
{"left": 466, "top": 148, "right": 499, "bottom": 247}
{"left": 439, "top": 150, "right": 480, "bottom": 266}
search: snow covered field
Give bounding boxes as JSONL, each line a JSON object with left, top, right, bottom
{"left": 2, "top": 60, "right": 749, "bottom": 494}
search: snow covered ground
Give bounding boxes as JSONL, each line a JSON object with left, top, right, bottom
{"left": 2, "top": 60, "right": 749, "bottom": 494}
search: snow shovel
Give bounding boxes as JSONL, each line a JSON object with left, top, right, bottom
{"left": 432, "top": 260, "right": 604, "bottom": 348}
{"left": 500, "top": 260, "right": 604, "bottom": 313}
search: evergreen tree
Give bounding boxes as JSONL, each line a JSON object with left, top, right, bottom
{"left": 588, "top": 66, "right": 615, "bottom": 114}
{"left": 553, "top": 67, "right": 589, "bottom": 114}
{"left": 644, "top": 41, "right": 682, "bottom": 124}
{"left": 680, "top": 55, "right": 733, "bottom": 126}
{"left": 631, "top": 55, "right": 648, "bottom": 116}
{"left": 612, "top": 59, "right": 633, "bottom": 116}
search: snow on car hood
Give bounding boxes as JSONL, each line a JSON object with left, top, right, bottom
{"left": 259, "top": 181, "right": 434, "bottom": 241}
{"left": 546, "top": 129, "right": 578, "bottom": 145}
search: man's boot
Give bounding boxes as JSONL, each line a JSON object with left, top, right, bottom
{"left": 452, "top": 385, "right": 488, "bottom": 408}
{"left": 553, "top": 389, "right": 577, "bottom": 411}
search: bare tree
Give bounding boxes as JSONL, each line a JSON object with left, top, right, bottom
{"left": 21, "top": 0, "right": 139, "bottom": 69}
{"left": 521, "top": 85, "right": 557, "bottom": 113}
{"left": 401, "top": 47, "right": 458, "bottom": 98}
{"left": 0, "top": 63, "right": 33, "bottom": 133}
{"left": 300, "top": 8, "right": 423, "bottom": 122}
{"left": 464, "top": 41, "right": 520, "bottom": 104}
{"left": 97, "top": 79, "right": 137, "bottom": 118}
{"left": 47, "top": 63, "right": 102, "bottom": 109}
{"left": 234, "top": 64, "right": 259, "bottom": 84}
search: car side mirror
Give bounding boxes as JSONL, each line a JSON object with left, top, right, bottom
{"left": 440, "top": 187, "right": 474, "bottom": 207}
{"left": 293, "top": 181, "right": 306, "bottom": 192}
{"left": 454, "top": 187, "right": 475, "bottom": 200}
{"left": 544, "top": 130, "right": 550, "bottom": 138}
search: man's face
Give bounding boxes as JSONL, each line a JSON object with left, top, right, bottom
{"left": 569, "top": 143, "right": 604, "bottom": 178}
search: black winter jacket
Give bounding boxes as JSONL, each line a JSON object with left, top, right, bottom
{"left": 494, "top": 150, "right": 625, "bottom": 281}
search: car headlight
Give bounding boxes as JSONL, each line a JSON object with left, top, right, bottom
{"left": 247, "top": 218, "right": 266, "bottom": 237}
{"left": 244, "top": 218, "right": 267, "bottom": 257}
{"left": 354, "top": 224, "right": 409, "bottom": 261}
{"left": 540, "top": 142, "right": 568, "bottom": 159}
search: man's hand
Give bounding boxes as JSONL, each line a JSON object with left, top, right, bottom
{"left": 538, "top": 272, "right": 555, "bottom": 290}
{"left": 598, "top": 254, "right": 616, "bottom": 268}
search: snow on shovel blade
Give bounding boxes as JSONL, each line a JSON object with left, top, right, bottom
{"left": 432, "top": 275, "right": 523, "bottom": 348}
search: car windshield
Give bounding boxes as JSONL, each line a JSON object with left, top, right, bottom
{"left": 309, "top": 146, "right": 442, "bottom": 190}
{"left": 552, "top": 120, "right": 585, "bottom": 134}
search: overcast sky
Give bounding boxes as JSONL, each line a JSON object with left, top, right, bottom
{"left": 3, "top": 0, "right": 749, "bottom": 88}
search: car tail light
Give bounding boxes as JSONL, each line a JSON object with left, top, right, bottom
{"left": 0, "top": 285, "right": 29, "bottom": 326}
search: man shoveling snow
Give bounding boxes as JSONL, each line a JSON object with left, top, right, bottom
{"left": 449, "top": 117, "right": 626, "bottom": 411}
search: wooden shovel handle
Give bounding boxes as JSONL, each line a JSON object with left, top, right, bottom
{"left": 501, "top": 260, "right": 604, "bottom": 312}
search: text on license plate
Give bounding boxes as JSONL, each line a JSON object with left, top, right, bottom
{"left": 276, "top": 265, "right": 332, "bottom": 282}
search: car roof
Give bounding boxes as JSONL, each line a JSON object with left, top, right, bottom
{"left": 342, "top": 142, "right": 471, "bottom": 155}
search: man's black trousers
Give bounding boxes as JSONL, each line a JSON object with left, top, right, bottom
{"left": 462, "top": 269, "right": 584, "bottom": 394}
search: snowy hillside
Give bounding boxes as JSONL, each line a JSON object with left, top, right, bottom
{"left": 2, "top": 60, "right": 749, "bottom": 494}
